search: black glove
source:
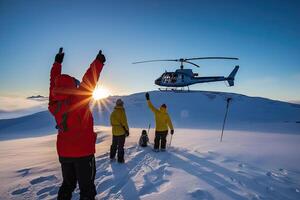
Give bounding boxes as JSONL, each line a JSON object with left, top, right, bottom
{"left": 125, "top": 130, "right": 130, "bottom": 137}
{"left": 55, "top": 47, "right": 64, "bottom": 64}
{"left": 171, "top": 130, "right": 174, "bottom": 135}
{"left": 145, "top": 92, "right": 150, "bottom": 100}
{"left": 96, "top": 50, "right": 106, "bottom": 63}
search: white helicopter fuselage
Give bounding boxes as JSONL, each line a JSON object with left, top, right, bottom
{"left": 155, "top": 69, "right": 225, "bottom": 87}
{"left": 155, "top": 66, "right": 239, "bottom": 87}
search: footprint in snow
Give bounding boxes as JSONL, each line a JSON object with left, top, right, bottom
{"left": 266, "top": 171, "right": 272, "bottom": 177}
{"left": 188, "top": 188, "right": 214, "bottom": 200}
{"left": 36, "top": 185, "right": 58, "bottom": 196}
{"left": 266, "top": 169, "right": 289, "bottom": 178}
{"left": 30, "top": 175, "right": 57, "bottom": 185}
{"left": 16, "top": 168, "right": 31, "bottom": 177}
{"left": 278, "top": 168, "right": 288, "bottom": 175}
{"left": 11, "top": 187, "right": 29, "bottom": 195}
{"left": 139, "top": 164, "right": 171, "bottom": 195}
{"left": 238, "top": 163, "right": 246, "bottom": 168}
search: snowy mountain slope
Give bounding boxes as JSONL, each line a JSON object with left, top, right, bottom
{"left": 96, "top": 91, "right": 300, "bottom": 133}
{"left": 1, "top": 127, "right": 300, "bottom": 200}
{"left": 0, "top": 91, "right": 299, "bottom": 141}
{"left": 0, "top": 111, "right": 55, "bottom": 140}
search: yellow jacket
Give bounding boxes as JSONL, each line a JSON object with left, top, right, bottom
{"left": 110, "top": 106, "right": 129, "bottom": 136}
{"left": 147, "top": 100, "right": 174, "bottom": 132}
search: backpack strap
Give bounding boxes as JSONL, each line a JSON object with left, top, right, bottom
{"left": 53, "top": 101, "right": 62, "bottom": 115}
{"left": 54, "top": 99, "right": 70, "bottom": 132}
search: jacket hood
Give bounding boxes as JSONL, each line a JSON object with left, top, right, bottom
{"left": 159, "top": 106, "right": 167, "bottom": 113}
{"left": 53, "top": 74, "right": 77, "bottom": 100}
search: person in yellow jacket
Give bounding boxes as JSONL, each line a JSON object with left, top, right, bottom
{"left": 145, "top": 92, "right": 174, "bottom": 152}
{"left": 110, "top": 99, "right": 129, "bottom": 163}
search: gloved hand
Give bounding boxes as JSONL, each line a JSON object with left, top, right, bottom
{"left": 171, "top": 130, "right": 174, "bottom": 135}
{"left": 125, "top": 130, "right": 130, "bottom": 137}
{"left": 145, "top": 92, "right": 150, "bottom": 100}
{"left": 55, "top": 47, "right": 64, "bottom": 64}
{"left": 96, "top": 50, "right": 106, "bottom": 63}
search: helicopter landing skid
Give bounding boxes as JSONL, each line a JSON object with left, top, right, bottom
{"left": 158, "top": 86, "right": 190, "bottom": 92}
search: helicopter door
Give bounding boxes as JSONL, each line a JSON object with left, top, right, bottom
{"left": 177, "top": 74, "right": 184, "bottom": 82}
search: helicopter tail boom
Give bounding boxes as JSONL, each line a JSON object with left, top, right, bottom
{"left": 227, "top": 65, "right": 239, "bottom": 86}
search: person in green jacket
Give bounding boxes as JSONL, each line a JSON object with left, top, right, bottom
{"left": 145, "top": 92, "right": 174, "bottom": 152}
{"left": 110, "top": 99, "right": 129, "bottom": 163}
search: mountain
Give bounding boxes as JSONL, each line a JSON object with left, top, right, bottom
{"left": 0, "top": 95, "right": 48, "bottom": 120}
{"left": 0, "top": 91, "right": 299, "bottom": 140}
{"left": 94, "top": 91, "right": 300, "bottom": 133}
{"left": 1, "top": 92, "right": 300, "bottom": 200}
{"left": 0, "top": 111, "right": 55, "bottom": 140}
{"left": 26, "top": 95, "right": 47, "bottom": 100}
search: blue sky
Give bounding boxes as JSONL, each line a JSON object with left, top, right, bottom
{"left": 0, "top": 0, "right": 299, "bottom": 102}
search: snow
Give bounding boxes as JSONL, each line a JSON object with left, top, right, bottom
{"left": 1, "top": 91, "right": 300, "bottom": 140}
{"left": 0, "top": 90, "right": 300, "bottom": 199}
{"left": 0, "top": 127, "right": 300, "bottom": 200}
{"left": 0, "top": 96, "right": 48, "bottom": 120}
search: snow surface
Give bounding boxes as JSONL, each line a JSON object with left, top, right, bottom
{"left": 0, "top": 91, "right": 300, "bottom": 199}
{"left": 1, "top": 91, "right": 300, "bottom": 140}
{"left": 0, "top": 127, "right": 300, "bottom": 200}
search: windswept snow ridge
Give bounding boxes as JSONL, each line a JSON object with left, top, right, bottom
{"left": 0, "top": 91, "right": 299, "bottom": 199}
{"left": 0, "top": 91, "right": 299, "bottom": 141}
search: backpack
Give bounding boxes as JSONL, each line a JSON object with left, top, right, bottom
{"left": 51, "top": 98, "right": 72, "bottom": 132}
{"left": 139, "top": 130, "right": 149, "bottom": 147}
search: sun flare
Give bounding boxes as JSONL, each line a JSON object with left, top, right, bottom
{"left": 93, "top": 86, "right": 110, "bottom": 100}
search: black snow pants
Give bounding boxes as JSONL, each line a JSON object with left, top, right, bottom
{"left": 154, "top": 131, "right": 168, "bottom": 150}
{"left": 110, "top": 134, "right": 126, "bottom": 162}
{"left": 57, "top": 155, "right": 96, "bottom": 200}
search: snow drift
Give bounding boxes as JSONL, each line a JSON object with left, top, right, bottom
{"left": 0, "top": 91, "right": 299, "bottom": 140}
{"left": 0, "top": 91, "right": 300, "bottom": 200}
{"left": 1, "top": 127, "right": 300, "bottom": 200}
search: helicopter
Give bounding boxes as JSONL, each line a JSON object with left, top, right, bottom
{"left": 133, "top": 57, "right": 239, "bottom": 91}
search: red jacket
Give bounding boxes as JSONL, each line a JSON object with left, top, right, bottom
{"left": 48, "top": 59, "right": 104, "bottom": 157}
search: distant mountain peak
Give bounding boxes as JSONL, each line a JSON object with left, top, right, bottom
{"left": 27, "top": 95, "right": 46, "bottom": 99}
{"left": 26, "top": 95, "right": 48, "bottom": 102}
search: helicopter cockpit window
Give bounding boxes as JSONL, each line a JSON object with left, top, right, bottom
{"left": 162, "top": 73, "right": 174, "bottom": 83}
{"left": 171, "top": 73, "right": 177, "bottom": 83}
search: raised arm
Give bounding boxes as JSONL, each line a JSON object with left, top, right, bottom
{"left": 48, "top": 48, "right": 64, "bottom": 113}
{"left": 147, "top": 100, "right": 159, "bottom": 113}
{"left": 49, "top": 62, "right": 62, "bottom": 102}
{"left": 145, "top": 92, "right": 159, "bottom": 113}
{"left": 78, "top": 51, "right": 106, "bottom": 95}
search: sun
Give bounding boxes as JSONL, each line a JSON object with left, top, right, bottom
{"left": 93, "top": 86, "right": 110, "bottom": 100}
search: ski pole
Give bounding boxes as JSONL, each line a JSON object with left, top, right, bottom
{"left": 220, "top": 97, "right": 232, "bottom": 142}
{"left": 147, "top": 124, "right": 154, "bottom": 146}
{"left": 147, "top": 123, "right": 151, "bottom": 135}
{"left": 169, "top": 134, "right": 173, "bottom": 147}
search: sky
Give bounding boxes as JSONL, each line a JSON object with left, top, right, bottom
{"left": 0, "top": 0, "right": 300, "bottom": 105}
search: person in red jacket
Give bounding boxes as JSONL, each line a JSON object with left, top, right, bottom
{"left": 48, "top": 48, "right": 106, "bottom": 200}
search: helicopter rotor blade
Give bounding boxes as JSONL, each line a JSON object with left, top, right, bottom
{"left": 186, "top": 57, "right": 239, "bottom": 61}
{"left": 132, "top": 57, "right": 239, "bottom": 64}
{"left": 183, "top": 61, "right": 200, "bottom": 68}
{"left": 132, "top": 59, "right": 178, "bottom": 64}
